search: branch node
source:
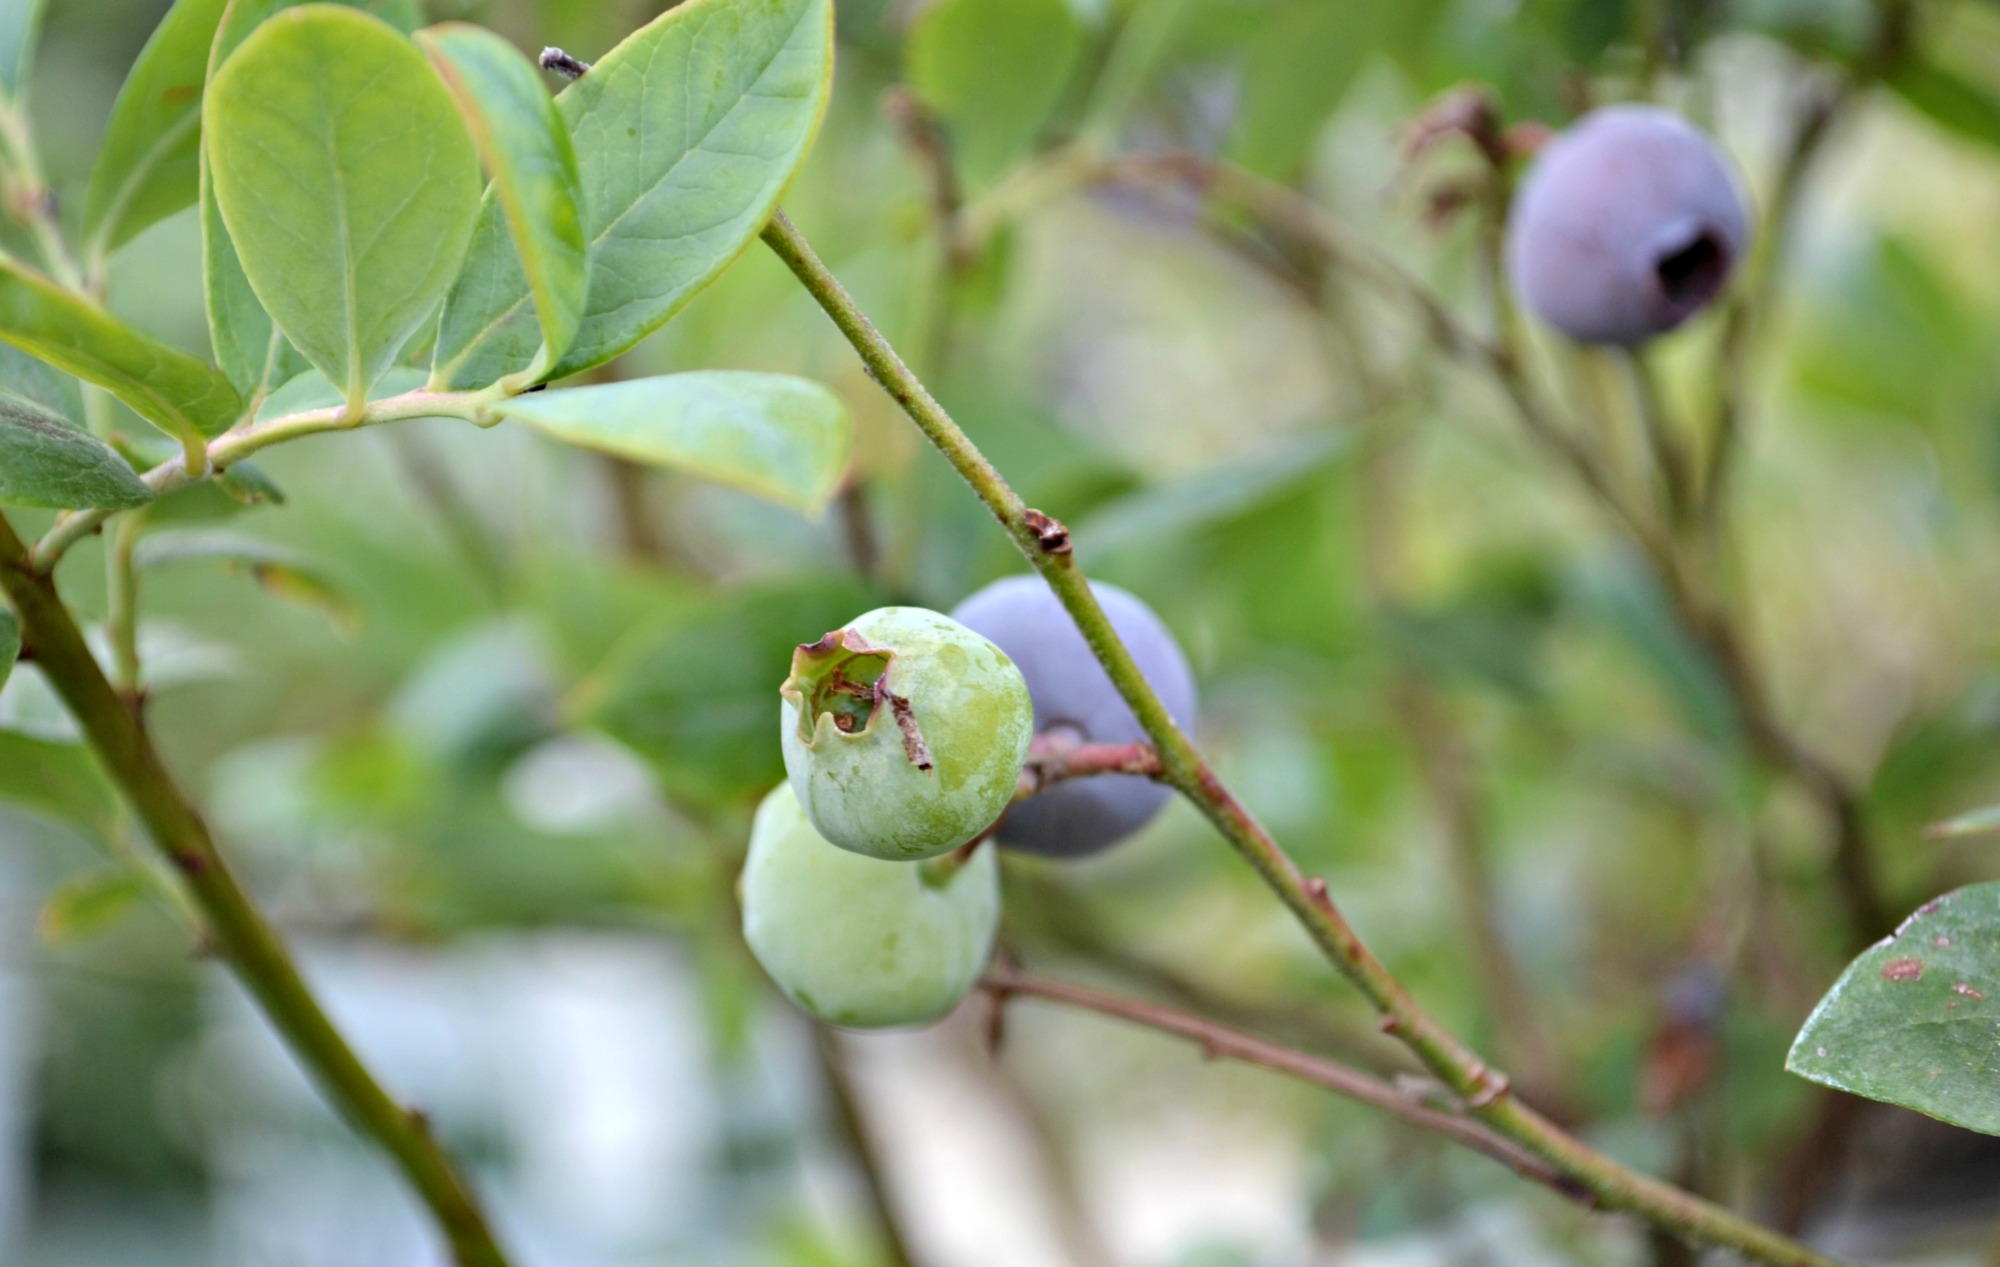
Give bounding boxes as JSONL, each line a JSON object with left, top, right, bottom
{"left": 1465, "top": 1064, "right": 1512, "bottom": 1109}
{"left": 1022, "top": 508, "right": 1071, "bottom": 555}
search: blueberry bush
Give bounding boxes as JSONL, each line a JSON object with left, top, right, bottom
{"left": 3, "top": 0, "right": 1998, "bottom": 1263}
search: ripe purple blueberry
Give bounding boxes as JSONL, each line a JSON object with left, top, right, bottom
{"left": 1506, "top": 104, "right": 1752, "bottom": 345}
{"left": 951, "top": 576, "right": 1196, "bottom": 859}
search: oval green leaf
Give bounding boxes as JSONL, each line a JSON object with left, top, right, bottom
{"left": 906, "top": 0, "right": 1084, "bottom": 189}
{"left": 493, "top": 370, "right": 851, "bottom": 513}
{"left": 210, "top": 0, "right": 420, "bottom": 65}
{"left": 417, "top": 24, "right": 587, "bottom": 381}
{"left": 205, "top": 4, "right": 481, "bottom": 409}
{"left": 0, "top": 339, "right": 82, "bottom": 420}
{"left": 202, "top": 154, "right": 307, "bottom": 398}
{"left": 81, "top": 0, "right": 230, "bottom": 261}
{"left": 432, "top": 0, "right": 833, "bottom": 389}
{"left": 0, "top": 258, "right": 241, "bottom": 446}
{"left": 0, "top": 390, "right": 152, "bottom": 509}
{"left": 1788, "top": 882, "right": 2000, "bottom": 1134}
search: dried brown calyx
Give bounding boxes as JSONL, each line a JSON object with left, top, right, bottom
{"left": 782, "top": 628, "right": 892, "bottom": 743}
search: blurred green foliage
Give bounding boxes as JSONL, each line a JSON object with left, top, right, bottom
{"left": 7, "top": 0, "right": 2000, "bottom": 1261}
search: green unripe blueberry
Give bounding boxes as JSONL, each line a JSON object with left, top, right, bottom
{"left": 740, "top": 783, "right": 1000, "bottom": 1028}
{"left": 780, "top": 606, "right": 1033, "bottom": 860}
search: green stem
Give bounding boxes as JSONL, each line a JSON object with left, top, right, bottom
{"left": 105, "top": 514, "right": 141, "bottom": 696}
{"left": 1135, "top": 150, "right": 1892, "bottom": 950}
{"left": 811, "top": 1026, "right": 919, "bottom": 1267}
{"left": 0, "top": 509, "right": 514, "bottom": 1267}
{"left": 1620, "top": 348, "right": 1696, "bottom": 530}
{"left": 760, "top": 208, "right": 1845, "bottom": 1267}
{"left": 32, "top": 386, "right": 495, "bottom": 572}
{"left": 0, "top": 95, "right": 85, "bottom": 292}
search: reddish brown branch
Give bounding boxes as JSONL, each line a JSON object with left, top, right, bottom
{"left": 981, "top": 967, "right": 1583, "bottom": 1202}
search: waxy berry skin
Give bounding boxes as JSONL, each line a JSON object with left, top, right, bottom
{"left": 1506, "top": 104, "right": 1752, "bottom": 345}
{"left": 780, "top": 606, "right": 1034, "bottom": 861}
{"left": 740, "top": 784, "right": 1000, "bottom": 1029}
{"left": 952, "top": 576, "right": 1196, "bottom": 858}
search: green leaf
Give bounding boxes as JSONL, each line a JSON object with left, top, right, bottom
{"left": 201, "top": 159, "right": 307, "bottom": 398}
{"left": 0, "top": 256, "right": 243, "bottom": 447}
{"left": 0, "top": 729, "right": 120, "bottom": 840}
{"left": 136, "top": 528, "right": 358, "bottom": 630}
{"left": 0, "top": 607, "right": 17, "bottom": 691}
{"left": 494, "top": 371, "right": 852, "bottom": 513}
{"left": 0, "top": 390, "right": 152, "bottom": 508}
{"left": 80, "top": 0, "right": 230, "bottom": 261}
{"left": 432, "top": 0, "right": 834, "bottom": 389}
{"left": 1928, "top": 804, "right": 2000, "bottom": 840}
{"left": 1889, "top": 61, "right": 2000, "bottom": 151}
{"left": 0, "top": 339, "right": 81, "bottom": 421}
{"left": 205, "top": 4, "right": 482, "bottom": 410}
{"left": 38, "top": 868, "right": 148, "bottom": 944}
{"left": 1789, "top": 883, "right": 2000, "bottom": 1134}
{"left": 210, "top": 0, "right": 420, "bottom": 69}
{"left": 202, "top": 1, "right": 429, "bottom": 402}
{"left": 417, "top": 24, "right": 587, "bottom": 380}
{"left": 0, "top": 0, "right": 44, "bottom": 99}
{"left": 905, "top": 0, "right": 1084, "bottom": 188}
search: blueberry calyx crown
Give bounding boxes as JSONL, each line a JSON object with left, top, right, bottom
{"left": 781, "top": 628, "right": 935, "bottom": 771}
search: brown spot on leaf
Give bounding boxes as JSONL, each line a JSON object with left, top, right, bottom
{"left": 1954, "top": 982, "right": 1985, "bottom": 1000}
{"left": 1881, "top": 957, "right": 1925, "bottom": 982}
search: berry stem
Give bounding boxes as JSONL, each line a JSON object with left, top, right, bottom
{"left": 916, "top": 836, "right": 986, "bottom": 889}
{"left": 1019, "top": 735, "right": 1162, "bottom": 794}
{"left": 762, "top": 207, "right": 1847, "bottom": 1267}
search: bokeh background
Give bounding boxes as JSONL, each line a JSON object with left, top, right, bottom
{"left": 6, "top": 0, "right": 2000, "bottom": 1262}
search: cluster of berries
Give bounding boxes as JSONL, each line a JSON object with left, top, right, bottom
{"left": 740, "top": 102, "right": 1749, "bottom": 1030}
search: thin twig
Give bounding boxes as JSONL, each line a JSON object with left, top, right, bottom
{"left": 811, "top": 1027, "right": 919, "bottom": 1267}
{"left": 982, "top": 968, "right": 1580, "bottom": 1199}
{"left": 761, "top": 207, "right": 1846, "bottom": 1267}
{"left": 1702, "top": 0, "right": 1912, "bottom": 534}
{"left": 32, "top": 386, "right": 497, "bottom": 572}
{"left": 104, "top": 514, "right": 143, "bottom": 698}
{"left": 0, "top": 509, "right": 513, "bottom": 1267}
{"left": 1620, "top": 348, "right": 1696, "bottom": 530}
{"left": 1112, "top": 149, "right": 1892, "bottom": 950}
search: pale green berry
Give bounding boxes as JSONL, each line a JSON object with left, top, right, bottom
{"left": 740, "top": 783, "right": 1000, "bottom": 1029}
{"left": 780, "top": 606, "right": 1033, "bottom": 860}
